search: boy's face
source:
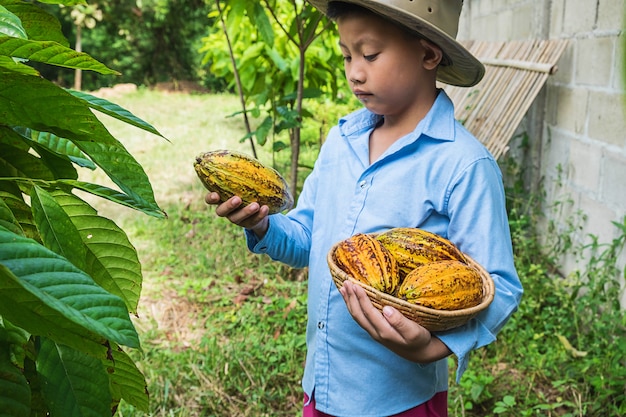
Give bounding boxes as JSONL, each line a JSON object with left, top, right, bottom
{"left": 337, "top": 11, "right": 440, "bottom": 117}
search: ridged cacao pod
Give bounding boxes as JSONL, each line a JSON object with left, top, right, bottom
{"left": 333, "top": 233, "right": 400, "bottom": 294}
{"left": 397, "top": 260, "right": 483, "bottom": 310}
{"left": 194, "top": 150, "right": 294, "bottom": 214}
{"left": 377, "top": 228, "right": 467, "bottom": 277}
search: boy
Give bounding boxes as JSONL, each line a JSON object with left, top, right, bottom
{"left": 205, "top": 1, "right": 523, "bottom": 416}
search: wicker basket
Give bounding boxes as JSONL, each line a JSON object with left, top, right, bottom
{"left": 327, "top": 240, "right": 495, "bottom": 332}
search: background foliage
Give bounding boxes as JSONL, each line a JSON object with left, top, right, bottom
{"left": 36, "top": 0, "right": 213, "bottom": 91}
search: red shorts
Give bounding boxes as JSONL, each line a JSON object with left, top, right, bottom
{"left": 303, "top": 391, "right": 448, "bottom": 417}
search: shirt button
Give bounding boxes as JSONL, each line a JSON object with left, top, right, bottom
{"left": 359, "top": 180, "right": 367, "bottom": 189}
{"left": 317, "top": 321, "right": 325, "bottom": 330}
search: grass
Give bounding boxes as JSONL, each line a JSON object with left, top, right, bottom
{"left": 91, "top": 89, "right": 625, "bottom": 417}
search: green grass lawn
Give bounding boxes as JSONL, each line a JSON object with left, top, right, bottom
{"left": 94, "top": 89, "right": 625, "bottom": 417}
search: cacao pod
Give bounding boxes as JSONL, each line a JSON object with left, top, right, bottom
{"left": 333, "top": 233, "right": 400, "bottom": 294}
{"left": 194, "top": 150, "right": 294, "bottom": 214}
{"left": 396, "top": 260, "right": 483, "bottom": 310}
{"left": 377, "top": 228, "right": 467, "bottom": 277}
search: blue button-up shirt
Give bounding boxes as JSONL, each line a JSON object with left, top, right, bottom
{"left": 246, "top": 90, "right": 522, "bottom": 416}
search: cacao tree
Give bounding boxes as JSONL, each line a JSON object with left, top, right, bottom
{"left": 0, "top": 0, "right": 166, "bottom": 415}
{"left": 201, "top": 0, "right": 344, "bottom": 195}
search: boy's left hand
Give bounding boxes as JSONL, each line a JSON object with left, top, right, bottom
{"left": 339, "top": 281, "right": 452, "bottom": 363}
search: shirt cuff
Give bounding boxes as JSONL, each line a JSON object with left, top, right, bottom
{"left": 436, "top": 318, "right": 496, "bottom": 383}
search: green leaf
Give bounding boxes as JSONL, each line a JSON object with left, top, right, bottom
{"left": 0, "top": 227, "right": 140, "bottom": 349}
{"left": 69, "top": 141, "right": 164, "bottom": 217}
{"left": 0, "top": 71, "right": 164, "bottom": 217}
{"left": 0, "top": 4, "right": 27, "bottom": 39}
{"left": 0, "top": 36, "right": 119, "bottom": 74}
{"left": 0, "top": 196, "right": 23, "bottom": 235}
{"left": 30, "top": 186, "right": 87, "bottom": 272}
{"left": 0, "top": 70, "right": 118, "bottom": 143}
{"left": 107, "top": 345, "right": 149, "bottom": 412}
{"left": 37, "top": 338, "right": 111, "bottom": 417}
{"left": 67, "top": 89, "right": 167, "bottom": 139}
{"left": 50, "top": 190, "right": 143, "bottom": 313}
{"left": 35, "top": 0, "right": 87, "bottom": 6}
{"left": 28, "top": 130, "right": 96, "bottom": 169}
{"left": 0, "top": 142, "right": 55, "bottom": 181}
{"left": 0, "top": 191, "right": 37, "bottom": 240}
{"left": 248, "top": 2, "right": 274, "bottom": 46}
{"left": 62, "top": 180, "right": 165, "bottom": 218}
{"left": 0, "top": 55, "right": 38, "bottom": 74}
{"left": 0, "top": 340, "right": 31, "bottom": 417}
{"left": 1, "top": 0, "right": 69, "bottom": 46}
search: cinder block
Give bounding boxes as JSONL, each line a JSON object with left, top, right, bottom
{"left": 576, "top": 37, "right": 615, "bottom": 87}
{"left": 587, "top": 90, "right": 626, "bottom": 147}
{"left": 552, "top": 43, "right": 575, "bottom": 85}
{"left": 563, "top": 0, "right": 597, "bottom": 33}
{"left": 597, "top": 0, "right": 625, "bottom": 31}
{"left": 569, "top": 139, "right": 601, "bottom": 192}
{"left": 511, "top": 5, "right": 535, "bottom": 39}
{"left": 578, "top": 193, "right": 619, "bottom": 244}
{"left": 540, "top": 128, "right": 572, "bottom": 178}
{"left": 613, "top": 33, "right": 625, "bottom": 90}
{"left": 600, "top": 152, "right": 626, "bottom": 209}
{"left": 549, "top": 0, "right": 565, "bottom": 37}
{"left": 554, "top": 86, "right": 589, "bottom": 134}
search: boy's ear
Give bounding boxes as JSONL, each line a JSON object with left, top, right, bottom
{"left": 419, "top": 39, "right": 444, "bottom": 70}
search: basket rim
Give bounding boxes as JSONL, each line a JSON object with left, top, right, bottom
{"left": 327, "top": 239, "right": 495, "bottom": 319}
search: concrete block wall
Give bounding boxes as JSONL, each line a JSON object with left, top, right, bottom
{"left": 457, "top": 0, "right": 626, "bottom": 305}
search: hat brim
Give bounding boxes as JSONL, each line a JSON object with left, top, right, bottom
{"left": 307, "top": 0, "right": 485, "bottom": 87}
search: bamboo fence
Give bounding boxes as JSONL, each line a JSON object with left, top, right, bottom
{"left": 442, "top": 39, "right": 569, "bottom": 160}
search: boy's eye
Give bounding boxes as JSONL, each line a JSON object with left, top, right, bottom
{"left": 343, "top": 56, "right": 352, "bottom": 63}
{"left": 364, "top": 53, "right": 379, "bottom": 62}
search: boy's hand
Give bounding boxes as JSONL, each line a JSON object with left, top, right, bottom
{"left": 205, "top": 192, "right": 270, "bottom": 238}
{"left": 339, "top": 281, "right": 452, "bottom": 363}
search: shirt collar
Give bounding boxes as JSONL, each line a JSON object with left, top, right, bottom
{"left": 338, "top": 89, "right": 457, "bottom": 143}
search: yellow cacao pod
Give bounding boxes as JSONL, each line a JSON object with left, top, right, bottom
{"left": 397, "top": 260, "right": 483, "bottom": 310}
{"left": 334, "top": 233, "right": 400, "bottom": 294}
{"left": 377, "top": 228, "right": 467, "bottom": 277}
{"left": 194, "top": 150, "right": 294, "bottom": 214}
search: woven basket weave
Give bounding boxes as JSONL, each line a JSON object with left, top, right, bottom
{"left": 327, "top": 240, "right": 495, "bottom": 332}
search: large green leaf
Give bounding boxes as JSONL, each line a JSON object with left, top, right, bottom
{"left": 107, "top": 345, "right": 149, "bottom": 412}
{"left": 0, "top": 4, "right": 26, "bottom": 39}
{"left": 0, "top": 227, "right": 140, "bottom": 349}
{"left": 1, "top": 0, "right": 69, "bottom": 46}
{"left": 0, "top": 55, "right": 38, "bottom": 74}
{"left": 0, "top": 339, "right": 30, "bottom": 417}
{"left": 68, "top": 90, "right": 167, "bottom": 139}
{"left": 69, "top": 141, "right": 164, "bottom": 217}
{"left": 0, "top": 70, "right": 119, "bottom": 143}
{"left": 37, "top": 338, "right": 111, "bottom": 417}
{"left": 0, "top": 70, "right": 165, "bottom": 217}
{"left": 63, "top": 179, "right": 165, "bottom": 218}
{"left": 30, "top": 186, "right": 86, "bottom": 272}
{"left": 0, "top": 190, "right": 39, "bottom": 240}
{"left": 0, "top": 191, "right": 36, "bottom": 240}
{"left": 0, "top": 196, "right": 22, "bottom": 235}
{"left": 35, "top": 0, "right": 86, "bottom": 6}
{"left": 28, "top": 130, "right": 96, "bottom": 169}
{"left": 49, "top": 190, "right": 143, "bottom": 313}
{"left": 0, "top": 36, "right": 119, "bottom": 74}
{"left": 0, "top": 142, "right": 55, "bottom": 181}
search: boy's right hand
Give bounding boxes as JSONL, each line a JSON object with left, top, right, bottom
{"left": 205, "top": 192, "right": 270, "bottom": 239}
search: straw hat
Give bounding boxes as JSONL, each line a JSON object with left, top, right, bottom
{"left": 307, "top": 0, "right": 485, "bottom": 87}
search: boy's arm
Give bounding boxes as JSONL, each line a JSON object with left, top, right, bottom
{"left": 436, "top": 156, "right": 523, "bottom": 381}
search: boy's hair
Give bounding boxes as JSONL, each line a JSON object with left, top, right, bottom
{"left": 326, "top": 1, "right": 451, "bottom": 66}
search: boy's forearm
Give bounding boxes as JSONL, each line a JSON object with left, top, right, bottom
{"left": 405, "top": 336, "right": 452, "bottom": 364}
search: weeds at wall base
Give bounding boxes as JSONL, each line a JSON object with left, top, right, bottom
{"left": 447, "top": 156, "right": 626, "bottom": 417}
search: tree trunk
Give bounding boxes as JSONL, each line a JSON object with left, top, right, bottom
{"left": 74, "top": 24, "right": 82, "bottom": 91}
